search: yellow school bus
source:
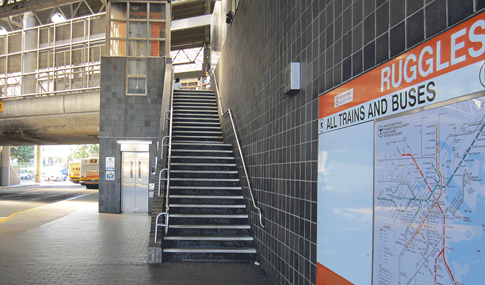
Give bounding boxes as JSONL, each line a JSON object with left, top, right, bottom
{"left": 69, "top": 162, "right": 81, "bottom": 183}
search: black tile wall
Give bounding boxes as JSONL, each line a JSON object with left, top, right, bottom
{"left": 407, "top": 9, "right": 424, "bottom": 47}
{"left": 448, "top": 0, "right": 474, "bottom": 26}
{"left": 425, "top": 0, "right": 447, "bottom": 37}
{"left": 214, "top": 1, "right": 485, "bottom": 284}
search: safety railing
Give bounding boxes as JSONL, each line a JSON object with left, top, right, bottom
{"left": 212, "top": 71, "right": 265, "bottom": 229}
{"left": 154, "top": 212, "right": 169, "bottom": 243}
{"left": 0, "top": 13, "right": 106, "bottom": 99}
{"left": 155, "top": 67, "right": 175, "bottom": 243}
{"left": 165, "top": 68, "right": 175, "bottom": 219}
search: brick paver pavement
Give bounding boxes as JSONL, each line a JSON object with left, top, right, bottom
{"left": 0, "top": 191, "right": 273, "bottom": 285}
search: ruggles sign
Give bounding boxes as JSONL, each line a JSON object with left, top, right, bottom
{"left": 319, "top": 12, "right": 485, "bottom": 133}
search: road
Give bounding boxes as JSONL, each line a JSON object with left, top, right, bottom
{"left": 0, "top": 182, "right": 97, "bottom": 242}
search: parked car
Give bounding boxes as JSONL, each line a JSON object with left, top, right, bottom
{"left": 43, "top": 172, "right": 67, "bottom": 182}
{"left": 19, "top": 172, "right": 33, "bottom": 180}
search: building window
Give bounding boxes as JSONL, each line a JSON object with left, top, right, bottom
{"left": 108, "top": 1, "right": 168, "bottom": 96}
{"left": 108, "top": 1, "right": 167, "bottom": 58}
{"left": 126, "top": 58, "right": 146, "bottom": 95}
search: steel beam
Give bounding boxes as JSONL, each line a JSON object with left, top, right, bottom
{"left": 0, "top": 0, "right": 85, "bottom": 18}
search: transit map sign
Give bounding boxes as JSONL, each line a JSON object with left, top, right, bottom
{"left": 317, "top": 12, "right": 485, "bottom": 285}
{"left": 374, "top": 98, "right": 485, "bottom": 285}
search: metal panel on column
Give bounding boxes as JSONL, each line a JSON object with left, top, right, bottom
{"left": 135, "top": 152, "right": 149, "bottom": 212}
{"left": 121, "top": 152, "right": 136, "bottom": 212}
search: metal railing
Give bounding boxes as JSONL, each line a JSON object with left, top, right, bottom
{"left": 165, "top": 69, "right": 175, "bottom": 218}
{"left": 212, "top": 71, "right": 265, "bottom": 229}
{"left": 155, "top": 67, "right": 175, "bottom": 242}
{"left": 0, "top": 13, "right": 106, "bottom": 99}
{"left": 154, "top": 212, "right": 169, "bottom": 243}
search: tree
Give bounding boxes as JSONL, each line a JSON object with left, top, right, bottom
{"left": 10, "top": 146, "right": 35, "bottom": 163}
{"left": 67, "top": 144, "right": 99, "bottom": 162}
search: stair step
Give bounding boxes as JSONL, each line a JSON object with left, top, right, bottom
{"left": 173, "top": 104, "right": 217, "bottom": 108}
{"left": 173, "top": 114, "right": 219, "bottom": 118}
{"left": 169, "top": 224, "right": 250, "bottom": 229}
{"left": 172, "top": 142, "right": 231, "bottom": 147}
{"left": 170, "top": 164, "right": 236, "bottom": 171}
{"left": 172, "top": 107, "right": 216, "bottom": 110}
{"left": 162, "top": 250, "right": 256, "bottom": 262}
{"left": 173, "top": 99, "right": 217, "bottom": 103}
{"left": 172, "top": 149, "right": 232, "bottom": 153}
{"left": 170, "top": 186, "right": 241, "bottom": 190}
{"left": 163, "top": 248, "right": 256, "bottom": 253}
{"left": 173, "top": 98, "right": 216, "bottom": 102}
{"left": 171, "top": 170, "right": 237, "bottom": 174}
{"left": 173, "top": 122, "right": 220, "bottom": 126}
{"left": 171, "top": 156, "right": 233, "bottom": 160}
{"left": 171, "top": 178, "right": 239, "bottom": 182}
{"left": 169, "top": 188, "right": 241, "bottom": 195}
{"left": 164, "top": 236, "right": 252, "bottom": 241}
{"left": 173, "top": 126, "right": 221, "bottom": 130}
{"left": 171, "top": 163, "right": 236, "bottom": 166}
{"left": 174, "top": 108, "right": 218, "bottom": 113}
{"left": 169, "top": 204, "right": 246, "bottom": 208}
{"left": 173, "top": 93, "right": 215, "bottom": 97}
{"left": 173, "top": 130, "right": 222, "bottom": 135}
{"left": 173, "top": 115, "right": 219, "bottom": 119}
{"left": 170, "top": 195, "right": 243, "bottom": 199}
{"left": 172, "top": 135, "right": 223, "bottom": 139}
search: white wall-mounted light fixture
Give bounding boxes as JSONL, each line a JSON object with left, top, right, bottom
{"left": 284, "top": 62, "right": 300, "bottom": 95}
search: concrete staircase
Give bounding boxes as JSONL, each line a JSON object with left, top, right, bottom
{"left": 161, "top": 89, "right": 257, "bottom": 262}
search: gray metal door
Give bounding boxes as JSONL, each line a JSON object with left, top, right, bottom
{"left": 121, "top": 152, "right": 149, "bottom": 212}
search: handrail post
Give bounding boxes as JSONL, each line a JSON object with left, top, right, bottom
{"left": 162, "top": 111, "right": 171, "bottom": 132}
{"left": 160, "top": 136, "right": 169, "bottom": 159}
{"left": 154, "top": 212, "right": 169, "bottom": 243}
{"left": 158, "top": 168, "right": 168, "bottom": 197}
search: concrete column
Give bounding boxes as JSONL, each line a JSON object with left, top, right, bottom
{"left": 203, "top": 42, "right": 211, "bottom": 72}
{"left": 1, "top": 146, "right": 10, "bottom": 186}
{"left": 21, "top": 11, "right": 37, "bottom": 95}
{"left": 35, "top": 145, "right": 42, "bottom": 183}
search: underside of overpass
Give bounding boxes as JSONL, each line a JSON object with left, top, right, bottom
{"left": 0, "top": 91, "right": 100, "bottom": 145}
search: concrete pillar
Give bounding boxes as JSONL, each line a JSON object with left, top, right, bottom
{"left": 1, "top": 146, "right": 10, "bottom": 186}
{"left": 35, "top": 145, "right": 42, "bottom": 183}
{"left": 203, "top": 42, "right": 211, "bottom": 72}
{"left": 21, "top": 11, "right": 37, "bottom": 95}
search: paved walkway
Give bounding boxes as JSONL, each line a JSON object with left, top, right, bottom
{"left": 0, "top": 190, "right": 273, "bottom": 285}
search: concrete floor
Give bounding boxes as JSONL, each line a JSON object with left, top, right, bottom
{"left": 0, "top": 185, "right": 274, "bottom": 285}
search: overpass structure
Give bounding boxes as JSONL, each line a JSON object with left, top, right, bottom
{"left": 0, "top": 0, "right": 214, "bottom": 146}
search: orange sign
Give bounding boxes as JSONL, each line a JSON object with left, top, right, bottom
{"left": 0, "top": 101, "right": 3, "bottom": 112}
{"left": 319, "top": 11, "right": 485, "bottom": 120}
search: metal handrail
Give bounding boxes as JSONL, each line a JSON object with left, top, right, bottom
{"left": 162, "top": 111, "right": 170, "bottom": 132}
{"left": 160, "top": 135, "right": 169, "bottom": 159}
{"left": 212, "top": 71, "right": 265, "bottom": 229}
{"left": 155, "top": 212, "right": 169, "bottom": 242}
{"left": 158, "top": 168, "right": 168, "bottom": 196}
{"left": 155, "top": 67, "right": 175, "bottom": 243}
{"left": 164, "top": 68, "right": 176, "bottom": 218}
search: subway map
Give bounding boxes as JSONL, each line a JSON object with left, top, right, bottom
{"left": 374, "top": 96, "right": 485, "bottom": 285}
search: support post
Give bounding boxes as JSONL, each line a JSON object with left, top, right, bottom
{"left": 1, "top": 146, "right": 10, "bottom": 186}
{"left": 21, "top": 11, "right": 37, "bottom": 96}
{"left": 35, "top": 145, "right": 42, "bottom": 183}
